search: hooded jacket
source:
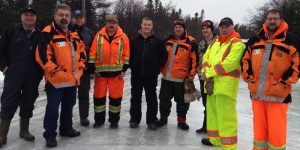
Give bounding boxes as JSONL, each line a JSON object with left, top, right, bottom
{"left": 241, "top": 21, "right": 299, "bottom": 103}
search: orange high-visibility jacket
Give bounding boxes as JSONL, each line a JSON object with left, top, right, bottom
{"left": 89, "top": 26, "right": 130, "bottom": 75}
{"left": 161, "top": 32, "right": 197, "bottom": 82}
{"left": 36, "top": 22, "right": 86, "bottom": 89}
{"left": 242, "top": 21, "right": 300, "bottom": 103}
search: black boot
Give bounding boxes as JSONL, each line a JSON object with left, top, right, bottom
{"left": 110, "top": 123, "right": 118, "bottom": 129}
{"left": 46, "top": 137, "right": 57, "bottom": 148}
{"left": 19, "top": 118, "right": 35, "bottom": 141}
{"left": 80, "top": 118, "right": 90, "bottom": 127}
{"left": 177, "top": 122, "right": 189, "bottom": 130}
{"left": 201, "top": 138, "right": 214, "bottom": 146}
{"left": 0, "top": 120, "right": 11, "bottom": 147}
{"left": 157, "top": 117, "right": 168, "bottom": 127}
{"left": 196, "top": 127, "right": 207, "bottom": 134}
{"left": 129, "top": 122, "right": 139, "bottom": 128}
{"left": 59, "top": 128, "right": 81, "bottom": 137}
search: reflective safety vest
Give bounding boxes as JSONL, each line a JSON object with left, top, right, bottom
{"left": 202, "top": 32, "right": 246, "bottom": 99}
{"left": 89, "top": 26, "right": 130, "bottom": 73}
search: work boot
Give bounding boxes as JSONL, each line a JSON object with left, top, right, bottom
{"left": 201, "top": 138, "right": 214, "bottom": 146}
{"left": 177, "top": 122, "right": 189, "bottom": 130}
{"left": 196, "top": 127, "right": 207, "bottom": 134}
{"left": 59, "top": 129, "right": 81, "bottom": 137}
{"left": 45, "top": 137, "right": 57, "bottom": 148}
{"left": 0, "top": 120, "right": 11, "bottom": 147}
{"left": 147, "top": 122, "right": 158, "bottom": 130}
{"left": 93, "top": 121, "right": 104, "bottom": 128}
{"left": 80, "top": 118, "right": 90, "bottom": 127}
{"left": 129, "top": 122, "right": 139, "bottom": 128}
{"left": 19, "top": 118, "right": 35, "bottom": 141}
{"left": 157, "top": 117, "right": 168, "bottom": 127}
{"left": 110, "top": 123, "right": 118, "bottom": 129}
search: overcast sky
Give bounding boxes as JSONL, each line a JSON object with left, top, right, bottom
{"left": 160, "top": 0, "right": 267, "bottom": 25}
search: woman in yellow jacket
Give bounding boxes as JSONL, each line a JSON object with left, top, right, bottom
{"left": 200, "top": 17, "right": 245, "bottom": 150}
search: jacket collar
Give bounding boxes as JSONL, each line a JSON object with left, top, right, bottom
{"left": 99, "top": 26, "right": 125, "bottom": 39}
{"left": 138, "top": 30, "right": 155, "bottom": 40}
{"left": 258, "top": 21, "right": 288, "bottom": 40}
{"left": 168, "top": 30, "right": 189, "bottom": 42}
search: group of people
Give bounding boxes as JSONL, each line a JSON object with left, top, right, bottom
{"left": 0, "top": 3, "right": 299, "bottom": 150}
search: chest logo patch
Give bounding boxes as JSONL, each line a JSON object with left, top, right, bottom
{"left": 253, "top": 49, "right": 261, "bottom": 55}
{"left": 58, "top": 42, "right": 66, "bottom": 47}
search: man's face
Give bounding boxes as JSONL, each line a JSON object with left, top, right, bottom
{"left": 106, "top": 20, "right": 118, "bottom": 33}
{"left": 174, "top": 25, "right": 185, "bottom": 37}
{"left": 73, "top": 16, "right": 85, "bottom": 26}
{"left": 21, "top": 11, "right": 37, "bottom": 27}
{"left": 201, "top": 26, "right": 212, "bottom": 38}
{"left": 141, "top": 19, "right": 153, "bottom": 34}
{"left": 219, "top": 24, "right": 234, "bottom": 38}
{"left": 54, "top": 9, "right": 71, "bottom": 28}
{"left": 265, "top": 12, "right": 282, "bottom": 32}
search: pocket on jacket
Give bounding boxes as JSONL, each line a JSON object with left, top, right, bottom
{"left": 49, "top": 70, "right": 68, "bottom": 84}
{"left": 268, "top": 83, "right": 289, "bottom": 98}
{"left": 248, "top": 80, "right": 258, "bottom": 95}
{"left": 268, "top": 77, "right": 289, "bottom": 98}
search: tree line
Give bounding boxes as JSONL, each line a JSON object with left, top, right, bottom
{"left": 1, "top": 0, "right": 299, "bottom": 40}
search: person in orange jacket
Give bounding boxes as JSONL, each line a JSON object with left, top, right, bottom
{"left": 35, "top": 4, "right": 86, "bottom": 148}
{"left": 88, "top": 14, "right": 130, "bottom": 129}
{"left": 242, "top": 9, "right": 300, "bottom": 150}
{"left": 157, "top": 19, "right": 197, "bottom": 130}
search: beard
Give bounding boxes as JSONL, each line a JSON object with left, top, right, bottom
{"left": 60, "top": 19, "right": 69, "bottom": 25}
{"left": 267, "top": 23, "right": 279, "bottom": 32}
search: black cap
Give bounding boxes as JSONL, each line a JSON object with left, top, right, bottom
{"left": 20, "top": 7, "right": 37, "bottom": 15}
{"left": 219, "top": 17, "right": 234, "bottom": 26}
{"left": 74, "top": 10, "right": 84, "bottom": 17}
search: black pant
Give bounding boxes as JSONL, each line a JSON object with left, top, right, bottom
{"left": 129, "top": 76, "right": 158, "bottom": 124}
{"left": 0, "top": 66, "right": 42, "bottom": 120}
{"left": 200, "top": 80, "right": 207, "bottom": 130}
{"left": 159, "top": 79, "right": 189, "bottom": 119}
{"left": 78, "top": 71, "right": 91, "bottom": 120}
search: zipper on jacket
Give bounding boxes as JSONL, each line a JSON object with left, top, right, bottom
{"left": 141, "top": 38, "right": 146, "bottom": 77}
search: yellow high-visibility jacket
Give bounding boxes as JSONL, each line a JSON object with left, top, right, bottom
{"left": 201, "top": 32, "right": 246, "bottom": 99}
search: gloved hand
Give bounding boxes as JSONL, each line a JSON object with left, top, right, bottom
{"left": 87, "top": 63, "right": 95, "bottom": 74}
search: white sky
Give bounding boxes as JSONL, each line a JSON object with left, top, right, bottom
{"left": 160, "top": 0, "right": 268, "bottom": 25}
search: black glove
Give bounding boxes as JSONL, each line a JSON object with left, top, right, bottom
{"left": 87, "top": 63, "right": 95, "bottom": 74}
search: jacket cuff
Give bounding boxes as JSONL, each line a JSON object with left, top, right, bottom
{"left": 122, "top": 64, "right": 129, "bottom": 72}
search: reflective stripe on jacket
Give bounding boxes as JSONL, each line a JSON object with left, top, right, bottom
{"left": 36, "top": 22, "right": 86, "bottom": 89}
{"left": 161, "top": 32, "right": 197, "bottom": 82}
{"left": 241, "top": 21, "right": 299, "bottom": 103}
{"left": 89, "top": 26, "right": 130, "bottom": 74}
{"left": 202, "top": 32, "right": 246, "bottom": 99}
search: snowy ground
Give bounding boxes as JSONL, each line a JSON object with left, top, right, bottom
{"left": 0, "top": 72, "right": 299, "bottom": 150}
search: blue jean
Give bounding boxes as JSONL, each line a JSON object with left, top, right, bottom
{"left": 43, "top": 86, "right": 77, "bottom": 139}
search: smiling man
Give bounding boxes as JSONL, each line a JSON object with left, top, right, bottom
{"left": 89, "top": 14, "right": 130, "bottom": 129}
{"left": 200, "top": 17, "right": 245, "bottom": 150}
{"left": 0, "top": 7, "right": 43, "bottom": 147}
{"left": 242, "top": 9, "right": 300, "bottom": 150}
{"left": 129, "top": 17, "right": 167, "bottom": 130}
{"left": 36, "top": 4, "right": 86, "bottom": 147}
{"left": 157, "top": 19, "right": 197, "bottom": 131}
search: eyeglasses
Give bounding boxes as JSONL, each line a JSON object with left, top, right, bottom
{"left": 56, "top": 13, "right": 71, "bottom": 18}
{"left": 266, "top": 17, "right": 281, "bottom": 21}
